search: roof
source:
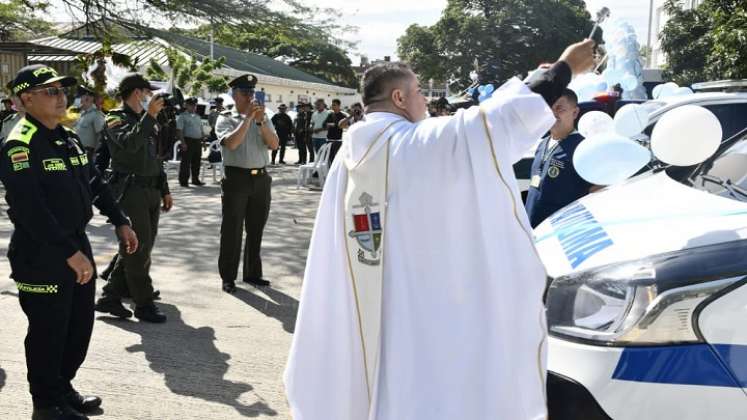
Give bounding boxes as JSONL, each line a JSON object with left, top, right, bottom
{"left": 24, "top": 20, "right": 355, "bottom": 93}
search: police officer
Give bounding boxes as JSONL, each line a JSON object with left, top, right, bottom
{"left": 294, "top": 102, "right": 313, "bottom": 164}
{"left": 94, "top": 73, "right": 173, "bottom": 323}
{"left": 176, "top": 96, "right": 205, "bottom": 186}
{"left": 72, "top": 86, "right": 105, "bottom": 162}
{"left": 0, "top": 93, "right": 23, "bottom": 145}
{"left": 215, "top": 74, "right": 279, "bottom": 293}
{"left": 270, "top": 103, "right": 293, "bottom": 165}
{"left": 525, "top": 89, "right": 597, "bottom": 227}
{"left": 0, "top": 65, "right": 138, "bottom": 420}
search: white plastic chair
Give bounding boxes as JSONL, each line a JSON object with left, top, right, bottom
{"left": 297, "top": 142, "right": 332, "bottom": 189}
{"left": 206, "top": 140, "right": 223, "bottom": 182}
{"left": 165, "top": 141, "right": 182, "bottom": 172}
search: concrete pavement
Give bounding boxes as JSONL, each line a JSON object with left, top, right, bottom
{"left": 0, "top": 150, "right": 317, "bottom": 419}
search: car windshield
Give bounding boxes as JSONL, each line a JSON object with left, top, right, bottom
{"left": 688, "top": 132, "right": 747, "bottom": 202}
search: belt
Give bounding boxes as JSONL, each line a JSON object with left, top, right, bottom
{"left": 226, "top": 166, "right": 267, "bottom": 176}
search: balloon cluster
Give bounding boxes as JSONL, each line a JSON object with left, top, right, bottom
{"left": 573, "top": 104, "right": 722, "bottom": 185}
{"left": 568, "top": 19, "right": 647, "bottom": 102}
{"left": 467, "top": 84, "right": 496, "bottom": 103}
{"left": 652, "top": 82, "right": 694, "bottom": 99}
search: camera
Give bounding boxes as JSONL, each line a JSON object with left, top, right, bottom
{"left": 155, "top": 88, "right": 184, "bottom": 109}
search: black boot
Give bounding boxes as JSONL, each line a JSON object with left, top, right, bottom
{"left": 134, "top": 303, "right": 167, "bottom": 323}
{"left": 222, "top": 281, "right": 236, "bottom": 294}
{"left": 243, "top": 277, "right": 271, "bottom": 287}
{"left": 65, "top": 390, "right": 102, "bottom": 414}
{"left": 94, "top": 297, "right": 133, "bottom": 318}
{"left": 32, "top": 405, "right": 88, "bottom": 420}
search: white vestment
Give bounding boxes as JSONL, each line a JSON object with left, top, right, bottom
{"left": 284, "top": 78, "right": 555, "bottom": 420}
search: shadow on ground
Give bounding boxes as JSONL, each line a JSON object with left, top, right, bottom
{"left": 0, "top": 367, "right": 5, "bottom": 393}
{"left": 231, "top": 286, "right": 298, "bottom": 334}
{"left": 101, "top": 303, "right": 277, "bottom": 418}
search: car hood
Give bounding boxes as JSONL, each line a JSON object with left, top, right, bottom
{"left": 534, "top": 171, "right": 747, "bottom": 278}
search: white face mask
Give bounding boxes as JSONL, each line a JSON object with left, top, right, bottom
{"left": 73, "top": 97, "right": 82, "bottom": 108}
{"left": 140, "top": 93, "right": 152, "bottom": 111}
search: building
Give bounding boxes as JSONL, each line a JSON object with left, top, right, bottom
{"left": 1, "top": 20, "right": 360, "bottom": 109}
{"left": 649, "top": 0, "right": 704, "bottom": 69}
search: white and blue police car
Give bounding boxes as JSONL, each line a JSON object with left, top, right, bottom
{"left": 538, "top": 125, "right": 747, "bottom": 420}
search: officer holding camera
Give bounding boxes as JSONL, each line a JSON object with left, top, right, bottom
{"left": 215, "top": 74, "right": 279, "bottom": 293}
{"left": 95, "top": 73, "right": 173, "bottom": 323}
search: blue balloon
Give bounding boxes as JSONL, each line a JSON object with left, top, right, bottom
{"left": 573, "top": 133, "right": 651, "bottom": 185}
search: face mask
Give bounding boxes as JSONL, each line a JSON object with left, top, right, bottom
{"left": 140, "top": 94, "right": 152, "bottom": 111}
{"left": 73, "top": 97, "right": 82, "bottom": 108}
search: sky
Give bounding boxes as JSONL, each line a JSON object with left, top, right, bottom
{"left": 313, "top": 0, "right": 654, "bottom": 64}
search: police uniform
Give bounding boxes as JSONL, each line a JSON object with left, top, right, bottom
{"left": 0, "top": 111, "right": 21, "bottom": 145}
{"left": 73, "top": 87, "right": 105, "bottom": 162}
{"left": 95, "top": 73, "right": 170, "bottom": 323}
{"left": 215, "top": 74, "right": 276, "bottom": 292}
{"left": 0, "top": 65, "right": 129, "bottom": 419}
{"left": 176, "top": 98, "right": 204, "bottom": 186}
{"left": 524, "top": 131, "right": 593, "bottom": 228}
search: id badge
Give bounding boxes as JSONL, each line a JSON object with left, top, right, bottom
{"left": 530, "top": 175, "right": 541, "bottom": 188}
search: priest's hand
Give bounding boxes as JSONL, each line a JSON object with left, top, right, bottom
{"left": 559, "top": 39, "right": 595, "bottom": 75}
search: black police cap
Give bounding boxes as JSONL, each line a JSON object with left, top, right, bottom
{"left": 11, "top": 64, "right": 76, "bottom": 95}
{"left": 228, "top": 74, "right": 258, "bottom": 90}
{"left": 118, "top": 73, "right": 158, "bottom": 94}
{"left": 184, "top": 96, "right": 198, "bottom": 105}
{"left": 77, "top": 85, "right": 96, "bottom": 97}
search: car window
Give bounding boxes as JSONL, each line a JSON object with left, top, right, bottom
{"left": 691, "top": 135, "right": 747, "bottom": 201}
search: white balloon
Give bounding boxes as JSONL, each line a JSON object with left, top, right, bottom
{"left": 655, "top": 82, "right": 680, "bottom": 99}
{"left": 621, "top": 74, "right": 639, "bottom": 91}
{"left": 651, "top": 105, "right": 722, "bottom": 166}
{"left": 614, "top": 104, "right": 650, "bottom": 137}
{"left": 573, "top": 133, "right": 651, "bottom": 185}
{"left": 671, "top": 86, "right": 694, "bottom": 96}
{"left": 578, "top": 111, "right": 614, "bottom": 138}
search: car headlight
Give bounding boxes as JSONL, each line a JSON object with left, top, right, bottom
{"left": 546, "top": 241, "right": 747, "bottom": 346}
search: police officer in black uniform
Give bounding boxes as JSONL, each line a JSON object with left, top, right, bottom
{"left": 215, "top": 74, "right": 279, "bottom": 293}
{"left": 94, "top": 73, "right": 172, "bottom": 323}
{"left": 525, "top": 89, "right": 597, "bottom": 227}
{"left": 0, "top": 65, "right": 138, "bottom": 420}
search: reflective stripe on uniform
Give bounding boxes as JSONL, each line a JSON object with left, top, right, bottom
{"left": 7, "top": 117, "right": 37, "bottom": 145}
{"left": 15, "top": 282, "right": 59, "bottom": 294}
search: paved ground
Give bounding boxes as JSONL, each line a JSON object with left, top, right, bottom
{"left": 0, "top": 149, "right": 318, "bottom": 419}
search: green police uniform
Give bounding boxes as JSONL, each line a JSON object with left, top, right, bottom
{"left": 99, "top": 104, "right": 170, "bottom": 311}
{"left": 73, "top": 106, "right": 105, "bottom": 161}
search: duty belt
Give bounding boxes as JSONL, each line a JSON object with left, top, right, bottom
{"left": 226, "top": 166, "right": 267, "bottom": 176}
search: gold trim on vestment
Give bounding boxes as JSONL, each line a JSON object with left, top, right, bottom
{"left": 479, "top": 108, "right": 548, "bottom": 405}
{"left": 341, "top": 121, "right": 401, "bottom": 407}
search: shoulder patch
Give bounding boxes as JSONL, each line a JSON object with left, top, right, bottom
{"left": 5, "top": 145, "right": 31, "bottom": 172}
{"left": 6, "top": 118, "right": 37, "bottom": 145}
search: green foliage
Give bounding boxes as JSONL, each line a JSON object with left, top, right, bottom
{"left": 661, "top": 0, "right": 747, "bottom": 85}
{"left": 0, "top": 0, "right": 54, "bottom": 41}
{"left": 396, "top": 0, "right": 595, "bottom": 90}
{"left": 147, "top": 48, "right": 228, "bottom": 96}
{"left": 186, "top": 22, "right": 358, "bottom": 88}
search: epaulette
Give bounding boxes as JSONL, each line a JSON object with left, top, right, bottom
{"left": 6, "top": 117, "right": 37, "bottom": 145}
{"left": 106, "top": 110, "right": 126, "bottom": 128}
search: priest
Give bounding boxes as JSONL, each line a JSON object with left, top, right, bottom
{"left": 285, "top": 40, "right": 594, "bottom": 420}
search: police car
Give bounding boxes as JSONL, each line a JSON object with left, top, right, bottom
{"left": 514, "top": 84, "right": 747, "bottom": 201}
{"left": 537, "top": 123, "right": 747, "bottom": 419}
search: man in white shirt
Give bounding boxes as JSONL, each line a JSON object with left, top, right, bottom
{"left": 309, "top": 99, "right": 331, "bottom": 153}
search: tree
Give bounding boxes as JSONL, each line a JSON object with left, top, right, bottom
{"left": 146, "top": 48, "right": 228, "bottom": 96}
{"left": 397, "top": 0, "right": 596, "bottom": 91}
{"left": 660, "top": 0, "right": 747, "bottom": 85}
{"left": 0, "top": 0, "right": 54, "bottom": 41}
{"left": 185, "top": 22, "right": 358, "bottom": 88}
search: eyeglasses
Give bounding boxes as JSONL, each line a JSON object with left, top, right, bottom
{"left": 28, "top": 86, "right": 71, "bottom": 97}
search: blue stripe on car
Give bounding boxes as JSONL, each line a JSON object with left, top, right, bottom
{"left": 612, "top": 343, "right": 747, "bottom": 388}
